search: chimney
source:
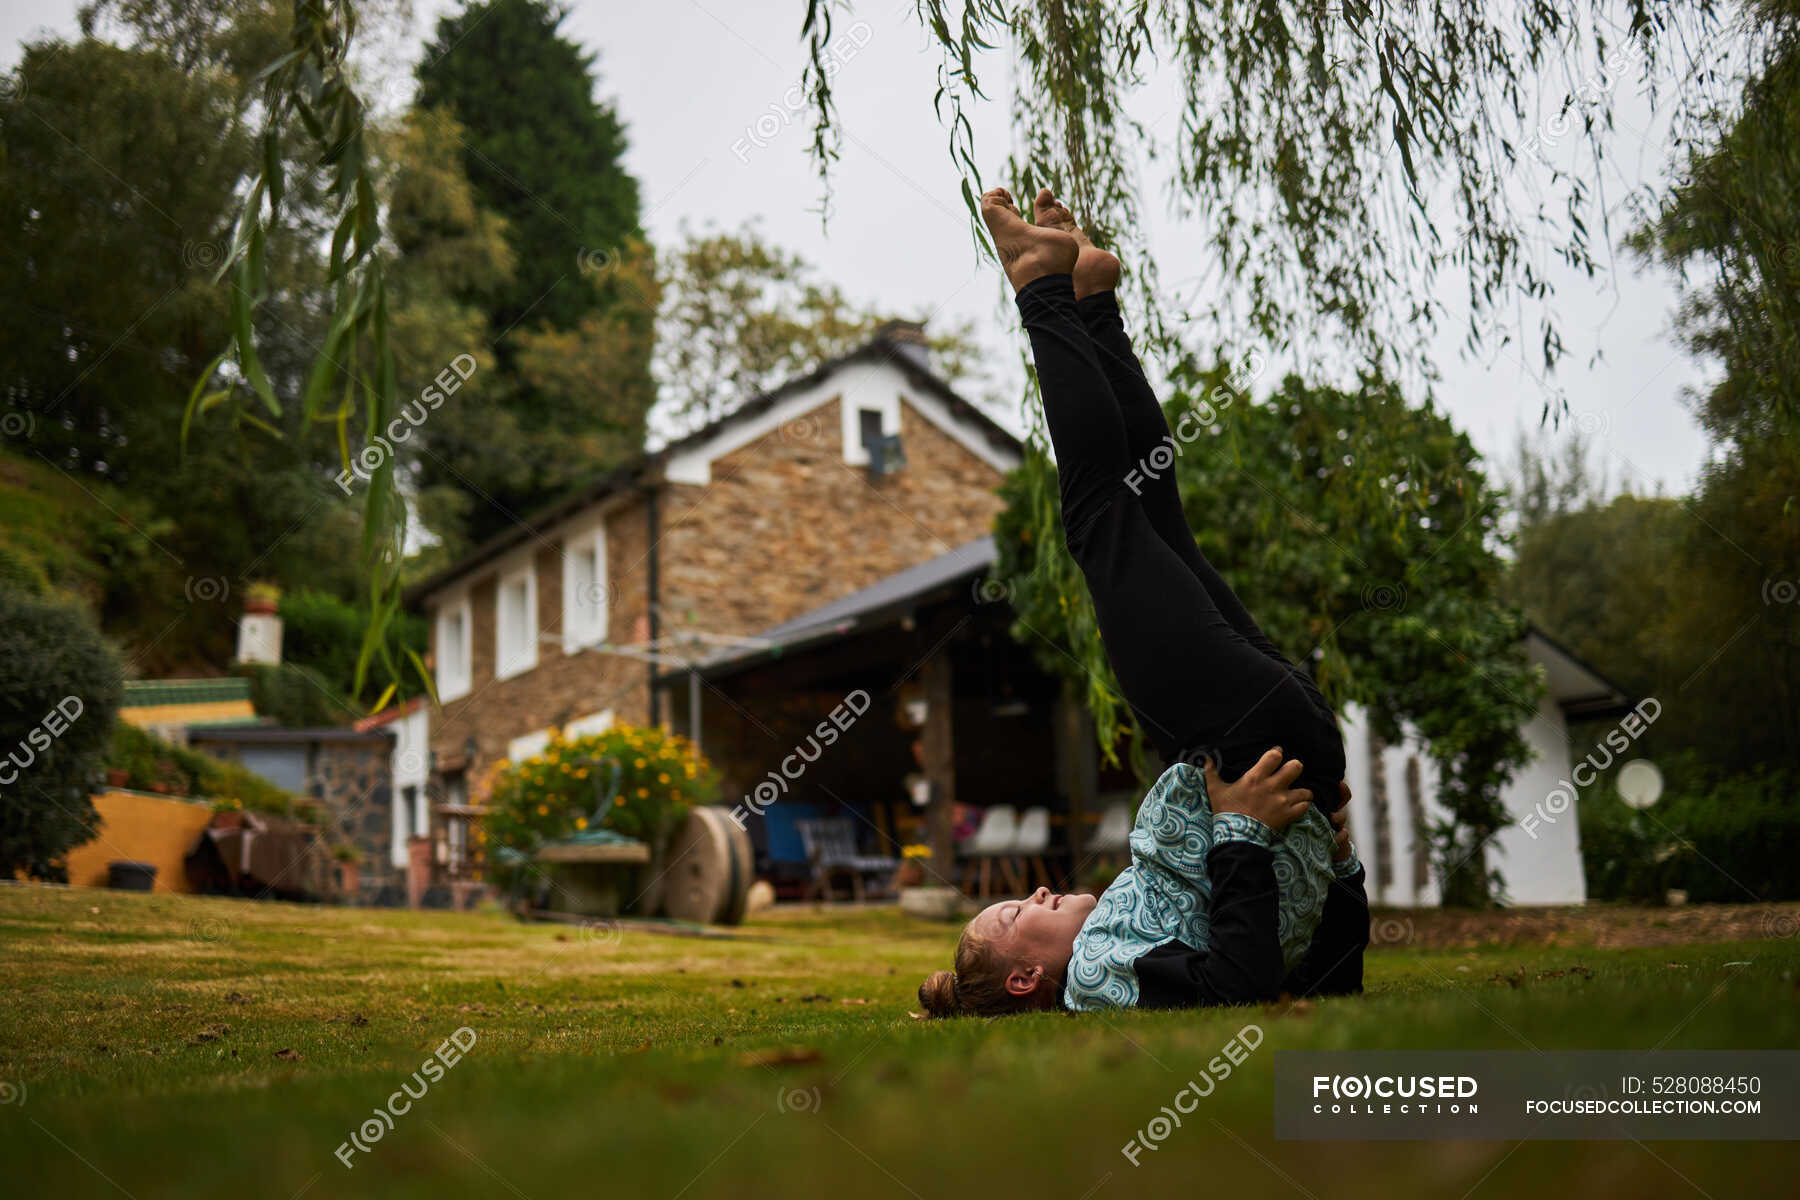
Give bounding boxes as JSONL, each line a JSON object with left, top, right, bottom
{"left": 875, "top": 318, "right": 931, "bottom": 372}
{"left": 236, "top": 583, "right": 284, "bottom": 666}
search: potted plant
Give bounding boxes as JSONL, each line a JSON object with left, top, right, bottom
{"left": 244, "top": 581, "right": 281, "bottom": 615}
{"left": 211, "top": 797, "right": 246, "bottom": 829}
{"left": 896, "top": 843, "right": 931, "bottom": 888}
{"left": 333, "top": 844, "right": 361, "bottom": 901}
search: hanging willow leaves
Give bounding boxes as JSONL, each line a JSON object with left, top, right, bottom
{"left": 808, "top": 0, "right": 1743, "bottom": 382}
{"left": 184, "top": 0, "right": 420, "bottom": 706}
{"left": 795, "top": 0, "right": 1770, "bottom": 905}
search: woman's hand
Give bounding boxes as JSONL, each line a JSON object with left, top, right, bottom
{"left": 1203, "top": 747, "right": 1312, "bottom": 832}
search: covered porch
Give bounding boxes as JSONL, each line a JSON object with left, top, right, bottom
{"left": 654, "top": 537, "right": 1139, "bottom": 901}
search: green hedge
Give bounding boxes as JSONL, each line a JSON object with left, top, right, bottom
{"left": 1580, "top": 755, "right": 1800, "bottom": 903}
{"left": 279, "top": 589, "right": 426, "bottom": 703}
{"left": 0, "top": 585, "right": 122, "bottom": 880}
{"left": 106, "top": 721, "right": 318, "bottom": 821}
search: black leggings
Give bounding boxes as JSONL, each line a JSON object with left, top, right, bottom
{"left": 1016, "top": 273, "right": 1346, "bottom": 813}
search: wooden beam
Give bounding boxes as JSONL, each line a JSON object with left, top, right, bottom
{"left": 920, "top": 652, "right": 957, "bottom": 878}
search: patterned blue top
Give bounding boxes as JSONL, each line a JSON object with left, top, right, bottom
{"left": 1063, "top": 761, "right": 1358, "bottom": 1011}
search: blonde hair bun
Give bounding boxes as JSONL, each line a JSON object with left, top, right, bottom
{"left": 918, "top": 969, "right": 959, "bottom": 1017}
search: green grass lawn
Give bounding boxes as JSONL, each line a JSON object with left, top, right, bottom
{"left": 3, "top": 885, "right": 1798, "bottom": 1199}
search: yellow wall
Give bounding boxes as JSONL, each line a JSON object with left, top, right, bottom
{"left": 118, "top": 699, "right": 256, "bottom": 728}
{"left": 64, "top": 790, "right": 216, "bottom": 893}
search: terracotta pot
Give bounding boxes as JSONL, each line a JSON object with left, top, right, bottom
{"left": 896, "top": 859, "right": 926, "bottom": 888}
{"left": 244, "top": 598, "right": 279, "bottom": 615}
{"left": 105, "top": 768, "right": 129, "bottom": 788}
{"left": 212, "top": 810, "right": 246, "bottom": 830}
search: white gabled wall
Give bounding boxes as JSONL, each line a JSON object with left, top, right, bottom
{"left": 1338, "top": 698, "right": 1584, "bottom": 907}
{"left": 663, "top": 360, "right": 1019, "bottom": 485}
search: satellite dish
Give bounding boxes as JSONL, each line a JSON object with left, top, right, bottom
{"left": 1616, "top": 759, "right": 1663, "bottom": 810}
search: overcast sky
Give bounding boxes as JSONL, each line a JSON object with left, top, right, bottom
{"left": 3, "top": 0, "right": 1720, "bottom": 497}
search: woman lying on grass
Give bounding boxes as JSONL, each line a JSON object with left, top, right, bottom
{"left": 919, "top": 189, "right": 1371, "bottom": 1018}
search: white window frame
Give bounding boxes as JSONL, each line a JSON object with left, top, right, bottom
{"left": 841, "top": 391, "right": 901, "bottom": 466}
{"left": 563, "top": 709, "right": 615, "bottom": 739}
{"left": 508, "top": 728, "right": 553, "bottom": 762}
{"left": 435, "top": 593, "right": 473, "bottom": 701}
{"left": 494, "top": 562, "right": 538, "bottom": 680}
{"left": 562, "top": 522, "right": 609, "bottom": 653}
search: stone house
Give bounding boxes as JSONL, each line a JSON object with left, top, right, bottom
{"left": 403, "top": 322, "right": 1024, "bottom": 873}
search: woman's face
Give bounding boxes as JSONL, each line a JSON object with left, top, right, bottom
{"left": 969, "top": 887, "right": 1098, "bottom": 1003}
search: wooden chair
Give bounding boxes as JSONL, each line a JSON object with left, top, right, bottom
{"left": 796, "top": 818, "right": 898, "bottom": 902}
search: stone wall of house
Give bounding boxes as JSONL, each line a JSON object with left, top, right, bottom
{"left": 427, "top": 496, "right": 655, "bottom": 785}
{"left": 658, "top": 396, "right": 1007, "bottom": 637}
{"left": 424, "top": 391, "right": 1009, "bottom": 795}
{"left": 306, "top": 738, "right": 395, "bottom": 883}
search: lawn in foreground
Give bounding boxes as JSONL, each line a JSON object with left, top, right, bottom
{"left": 2, "top": 885, "right": 1797, "bottom": 1198}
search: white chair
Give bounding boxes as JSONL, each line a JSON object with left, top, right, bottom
{"left": 1081, "top": 801, "right": 1133, "bottom": 883}
{"left": 961, "top": 805, "right": 1019, "bottom": 898}
{"left": 1013, "top": 806, "right": 1052, "bottom": 891}
{"left": 1088, "top": 802, "right": 1132, "bottom": 857}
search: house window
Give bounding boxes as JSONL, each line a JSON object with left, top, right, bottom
{"left": 435, "top": 595, "right": 472, "bottom": 700}
{"left": 562, "top": 524, "right": 608, "bottom": 652}
{"left": 858, "top": 408, "right": 883, "bottom": 453}
{"left": 563, "top": 709, "right": 615, "bottom": 739}
{"left": 392, "top": 784, "right": 418, "bottom": 869}
{"left": 843, "top": 395, "right": 903, "bottom": 469}
{"left": 508, "top": 729, "right": 552, "bottom": 762}
{"left": 495, "top": 564, "right": 537, "bottom": 679}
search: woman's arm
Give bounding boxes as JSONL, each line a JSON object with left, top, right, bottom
{"left": 1282, "top": 790, "right": 1371, "bottom": 997}
{"left": 1132, "top": 817, "right": 1286, "bottom": 1008}
{"left": 1130, "top": 752, "right": 1316, "bottom": 1008}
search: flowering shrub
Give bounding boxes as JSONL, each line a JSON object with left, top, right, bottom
{"left": 481, "top": 724, "right": 720, "bottom": 887}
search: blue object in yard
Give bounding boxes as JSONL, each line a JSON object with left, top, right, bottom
{"left": 761, "top": 802, "right": 822, "bottom": 866}
{"left": 107, "top": 861, "right": 158, "bottom": 891}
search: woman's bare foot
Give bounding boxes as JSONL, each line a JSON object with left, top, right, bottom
{"left": 1033, "top": 188, "right": 1120, "bottom": 300}
{"left": 980, "top": 187, "right": 1078, "bottom": 292}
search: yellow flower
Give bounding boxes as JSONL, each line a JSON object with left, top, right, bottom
{"left": 575, "top": 817, "right": 588, "bottom": 830}
{"left": 614, "top": 796, "right": 626, "bottom": 807}
{"left": 658, "top": 772, "right": 670, "bottom": 784}
{"left": 536, "top": 804, "right": 549, "bottom": 816}
{"left": 575, "top": 768, "right": 589, "bottom": 779}
{"left": 634, "top": 757, "right": 647, "bottom": 768}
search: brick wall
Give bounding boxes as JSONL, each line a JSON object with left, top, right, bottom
{"left": 425, "top": 388, "right": 1009, "bottom": 790}
{"left": 658, "top": 396, "right": 1007, "bottom": 637}
{"left": 428, "top": 496, "right": 655, "bottom": 779}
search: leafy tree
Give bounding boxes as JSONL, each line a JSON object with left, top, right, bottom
{"left": 0, "top": 586, "right": 123, "bottom": 881}
{"left": 415, "top": 0, "right": 640, "bottom": 336}
{"left": 992, "top": 364, "right": 1541, "bottom": 905}
{"left": 653, "top": 225, "right": 989, "bottom": 436}
{"left": 408, "top": 0, "right": 654, "bottom": 546}
{"left": 1621, "top": 0, "right": 1800, "bottom": 769}
{"left": 277, "top": 588, "right": 426, "bottom": 706}
{"left": 0, "top": 4, "right": 371, "bottom": 667}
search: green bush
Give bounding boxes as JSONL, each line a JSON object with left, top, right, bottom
{"left": 482, "top": 724, "right": 721, "bottom": 889}
{"left": 0, "top": 585, "right": 123, "bottom": 880}
{"left": 236, "top": 661, "right": 357, "bottom": 728}
{"left": 106, "top": 722, "right": 318, "bottom": 822}
{"left": 1580, "top": 755, "right": 1800, "bottom": 903}
{"left": 279, "top": 589, "right": 427, "bottom": 704}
